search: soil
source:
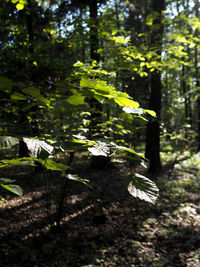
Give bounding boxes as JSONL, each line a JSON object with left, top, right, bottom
{"left": 0, "top": 158, "right": 200, "bottom": 267}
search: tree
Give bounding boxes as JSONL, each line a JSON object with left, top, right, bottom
{"left": 194, "top": 0, "right": 200, "bottom": 151}
{"left": 145, "top": 0, "right": 165, "bottom": 174}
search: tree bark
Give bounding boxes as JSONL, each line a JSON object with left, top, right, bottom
{"left": 89, "top": 0, "right": 111, "bottom": 169}
{"left": 145, "top": 0, "right": 165, "bottom": 175}
{"left": 195, "top": 0, "right": 200, "bottom": 151}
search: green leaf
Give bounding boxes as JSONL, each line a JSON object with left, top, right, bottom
{"left": 114, "top": 97, "right": 140, "bottom": 108}
{"left": 36, "top": 94, "right": 51, "bottom": 106}
{"left": 73, "top": 61, "right": 84, "bottom": 67}
{"left": 21, "top": 87, "right": 51, "bottom": 106}
{"left": 0, "top": 158, "right": 34, "bottom": 168}
{"left": 22, "top": 87, "right": 40, "bottom": 96}
{"left": 0, "top": 178, "right": 23, "bottom": 196}
{"left": 42, "top": 159, "right": 68, "bottom": 171}
{"left": 66, "top": 174, "right": 93, "bottom": 189}
{"left": 16, "top": 3, "right": 24, "bottom": 10}
{"left": 0, "top": 76, "right": 14, "bottom": 92}
{"left": 146, "top": 12, "right": 159, "bottom": 26}
{"left": 126, "top": 173, "right": 159, "bottom": 204}
{"left": 0, "top": 136, "right": 19, "bottom": 150}
{"left": 145, "top": 109, "right": 156, "bottom": 117}
{"left": 67, "top": 94, "right": 85, "bottom": 105}
{"left": 10, "top": 92, "right": 27, "bottom": 100}
{"left": 0, "top": 183, "right": 23, "bottom": 196}
{"left": 80, "top": 77, "right": 93, "bottom": 88}
{"left": 117, "top": 91, "right": 129, "bottom": 98}
{"left": 114, "top": 144, "right": 143, "bottom": 157}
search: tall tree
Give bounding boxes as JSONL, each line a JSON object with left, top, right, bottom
{"left": 194, "top": 0, "right": 200, "bottom": 151}
{"left": 145, "top": 0, "right": 165, "bottom": 174}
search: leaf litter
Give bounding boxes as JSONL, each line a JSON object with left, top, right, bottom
{"left": 0, "top": 159, "right": 200, "bottom": 267}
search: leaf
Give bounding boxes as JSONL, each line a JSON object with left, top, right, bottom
{"left": 0, "top": 136, "right": 19, "bottom": 150}
{"left": 80, "top": 77, "right": 93, "bottom": 88}
{"left": 73, "top": 61, "right": 84, "bottom": 67}
{"left": 0, "top": 76, "right": 14, "bottom": 92}
{"left": 0, "top": 183, "right": 23, "bottom": 196}
{"left": 67, "top": 94, "right": 85, "bottom": 105}
{"left": 66, "top": 174, "right": 93, "bottom": 189}
{"left": 21, "top": 87, "right": 51, "bottom": 106}
{"left": 36, "top": 94, "right": 51, "bottom": 106}
{"left": 16, "top": 3, "right": 24, "bottom": 10}
{"left": 126, "top": 173, "right": 159, "bottom": 204}
{"left": 0, "top": 178, "right": 15, "bottom": 184}
{"left": 146, "top": 12, "right": 159, "bottom": 26}
{"left": 88, "top": 145, "right": 110, "bottom": 157}
{"left": 10, "top": 92, "right": 27, "bottom": 100}
{"left": 123, "top": 107, "right": 144, "bottom": 115}
{"left": 42, "top": 159, "right": 68, "bottom": 171}
{"left": 145, "top": 109, "right": 156, "bottom": 117}
{"left": 22, "top": 87, "right": 40, "bottom": 96}
{"left": 0, "top": 178, "right": 23, "bottom": 196}
{"left": 114, "top": 97, "right": 140, "bottom": 108}
{"left": 23, "top": 138, "right": 54, "bottom": 159}
{"left": 114, "top": 144, "right": 143, "bottom": 157}
{"left": 0, "top": 158, "right": 34, "bottom": 168}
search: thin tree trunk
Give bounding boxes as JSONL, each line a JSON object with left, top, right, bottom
{"left": 89, "top": 0, "right": 111, "bottom": 169}
{"left": 195, "top": 0, "right": 200, "bottom": 151}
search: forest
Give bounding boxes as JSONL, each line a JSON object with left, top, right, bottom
{"left": 0, "top": 0, "right": 200, "bottom": 266}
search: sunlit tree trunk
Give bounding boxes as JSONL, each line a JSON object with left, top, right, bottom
{"left": 145, "top": 0, "right": 165, "bottom": 175}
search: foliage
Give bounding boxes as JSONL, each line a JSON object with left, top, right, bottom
{"left": 0, "top": 178, "right": 23, "bottom": 196}
{"left": 4, "top": 0, "right": 200, "bottom": 205}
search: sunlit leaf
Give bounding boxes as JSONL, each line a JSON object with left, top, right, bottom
{"left": 16, "top": 3, "right": 24, "bottom": 10}
{"left": 73, "top": 61, "right": 84, "bottom": 67}
{"left": 0, "top": 183, "right": 23, "bottom": 197}
{"left": 88, "top": 145, "right": 110, "bottom": 157}
{"left": 0, "top": 178, "right": 23, "bottom": 197}
{"left": 123, "top": 107, "right": 144, "bottom": 115}
{"left": 67, "top": 94, "right": 85, "bottom": 105}
{"left": 0, "top": 158, "right": 34, "bottom": 168}
{"left": 126, "top": 173, "right": 159, "bottom": 204}
{"left": 42, "top": 159, "right": 68, "bottom": 171}
{"left": 145, "top": 109, "right": 156, "bottom": 117}
{"left": 114, "top": 97, "right": 140, "bottom": 108}
{"left": 23, "top": 138, "right": 54, "bottom": 159}
{"left": 80, "top": 77, "right": 93, "bottom": 88}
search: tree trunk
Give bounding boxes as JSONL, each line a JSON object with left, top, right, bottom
{"left": 89, "top": 0, "right": 111, "bottom": 169}
{"left": 145, "top": 0, "right": 165, "bottom": 175}
{"left": 195, "top": 0, "right": 200, "bottom": 151}
{"left": 145, "top": 72, "right": 162, "bottom": 174}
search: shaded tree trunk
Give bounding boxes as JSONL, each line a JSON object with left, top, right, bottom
{"left": 145, "top": 0, "right": 165, "bottom": 175}
{"left": 89, "top": 0, "right": 111, "bottom": 169}
{"left": 195, "top": 0, "right": 200, "bottom": 151}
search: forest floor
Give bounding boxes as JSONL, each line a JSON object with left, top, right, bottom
{"left": 0, "top": 150, "right": 200, "bottom": 267}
